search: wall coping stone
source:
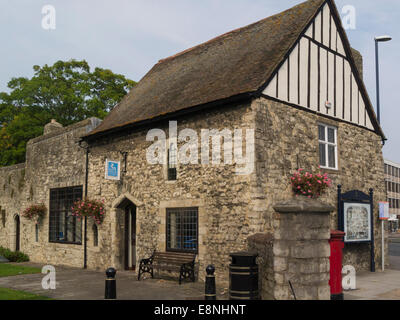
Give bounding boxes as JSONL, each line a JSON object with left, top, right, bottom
{"left": 273, "top": 197, "right": 335, "bottom": 214}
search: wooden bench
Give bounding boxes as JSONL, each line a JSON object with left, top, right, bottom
{"left": 138, "top": 251, "right": 196, "bottom": 284}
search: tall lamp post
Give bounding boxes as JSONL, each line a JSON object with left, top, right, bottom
{"left": 375, "top": 35, "right": 392, "bottom": 124}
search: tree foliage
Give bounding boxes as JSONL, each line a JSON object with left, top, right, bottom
{"left": 0, "top": 60, "right": 136, "bottom": 166}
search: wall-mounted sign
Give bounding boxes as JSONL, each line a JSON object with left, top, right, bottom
{"left": 105, "top": 160, "right": 120, "bottom": 180}
{"left": 343, "top": 202, "right": 371, "bottom": 243}
{"left": 379, "top": 201, "right": 389, "bottom": 220}
{"left": 337, "top": 187, "right": 375, "bottom": 272}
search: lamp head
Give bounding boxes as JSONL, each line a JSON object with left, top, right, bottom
{"left": 375, "top": 35, "right": 392, "bottom": 42}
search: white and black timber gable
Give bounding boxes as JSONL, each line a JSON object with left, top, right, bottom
{"left": 262, "top": 0, "right": 383, "bottom": 137}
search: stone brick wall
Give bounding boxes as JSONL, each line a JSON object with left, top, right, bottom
{"left": 0, "top": 163, "right": 26, "bottom": 250}
{"left": 0, "top": 118, "right": 101, "bottom": 267}
{"left": 86, "top": 101, "right": 258, "bottom": 281}
{"left": 253, "top": 97, "right": 387, "bottom": 271}
{"left": 247, "top": 198, "right": 332, "bottom": 300}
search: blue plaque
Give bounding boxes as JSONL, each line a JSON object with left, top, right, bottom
{"left": 105, "top": 160, "right": 120, "bottom": 180}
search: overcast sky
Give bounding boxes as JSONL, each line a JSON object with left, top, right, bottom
{"left": 0, "top": 0, "right": 399, "bottom": 162}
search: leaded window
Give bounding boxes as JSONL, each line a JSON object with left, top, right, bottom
{"left": 166, "top": 207, "right": 198, "bottom": 253}
{"left": 167, "top": 142, "right": 177, "bottom": 181}
{"left": 318, "top": 124, "right": 338, "bottom": 170}
{"left": 49, "top": 186, "right": 83, "bottom": 244}
{"left": 93, "top": 224, "right": 98, "bottom": 247}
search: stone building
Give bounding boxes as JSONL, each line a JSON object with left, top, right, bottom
{"left": 0, "top": 0, "right": 387, "bottom": 287}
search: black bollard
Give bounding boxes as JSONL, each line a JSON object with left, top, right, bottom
{"left": 205, "top": 265, "right": 216, "bottom": 300}
{"left": 105, "top": 267, "right": 117, "bottom": 300}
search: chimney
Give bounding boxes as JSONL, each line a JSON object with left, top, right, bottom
{"left": 351, "top": 48, "right": 363, "bottom": 80}
{"left": 43, "top": 119, "right": 63, "bottom": 135}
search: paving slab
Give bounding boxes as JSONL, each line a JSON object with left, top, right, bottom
{"left": 0, "top": 263, "right": 228, "bottom": 300}
{"left": 344, "top": 269, "right": 400, "bottom": 300}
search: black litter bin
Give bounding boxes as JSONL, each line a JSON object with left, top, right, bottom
{"left": 229, "top": 252, "right": 259, "bottom": 300}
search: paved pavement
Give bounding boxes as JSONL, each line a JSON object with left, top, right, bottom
{"left": 0, "top": 263, "right": 229, "bottom": 300}
{"left": 344, "top": 232, "right": 400, "bottom": 300}
{"left": 2, "top": 234, "right": 400, "bottom": 300}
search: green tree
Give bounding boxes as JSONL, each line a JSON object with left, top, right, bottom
{"left": 0, "top": 59, "right": 136, "bottom": 166}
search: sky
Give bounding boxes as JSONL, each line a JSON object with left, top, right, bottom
{"left": 0, "top": 0, "right": 399, "bottom": 162}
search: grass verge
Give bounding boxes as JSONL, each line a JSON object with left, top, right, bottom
{"left": 0, "top": 263, "right": 41, "bottom": 277}
{"left": 0, "top": 287, "right": 51, "bottom": 300}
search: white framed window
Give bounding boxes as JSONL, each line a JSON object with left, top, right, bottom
{"left": 318, "top": 124, "right": 338, "bottom": 170}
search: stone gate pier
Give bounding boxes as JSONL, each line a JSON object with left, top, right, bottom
{"left": 248, "top": 197, "right": 334, "bottom": 300}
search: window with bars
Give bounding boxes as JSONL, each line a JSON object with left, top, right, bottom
{"left": 1, "top": 210, "right": 5, "bottom": 228}
{"left": 49, "top": 186, "right": 83, "bottom": 244}
{"left": 166, "top": 207, "right": 198, "bottom": 253}
{"left": 318, "top": 124, "right": 338, "bottom": 170}
{"left": 167, "top": 142, "right": 177, "bottom": 181}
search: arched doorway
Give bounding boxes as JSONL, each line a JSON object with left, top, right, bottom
{"left": 124, "top": 204, "right": 136, "bottom": 271}
{"left": 14, "top": 215, "right": 20, "bottom": 251}
{"left": 112, "top": 193, "right": 141, "bottom": 271}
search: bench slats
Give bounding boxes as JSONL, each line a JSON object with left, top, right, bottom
{"left": 138, "top": 250, "right": 196, "bottom": 284}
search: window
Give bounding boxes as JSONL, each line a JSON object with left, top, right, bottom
{"left": 35, "top": 224, "right": 39, "bottom": 242}
{"left": 385, "top": 164, "right": 388, "bottom": 174}
{"left": 93, "top": 224, "right": 98, "bottom": 247}
{"left": 166, "top": 207, "right": 198, "bottom": 253}
{"left": 167, "top": 141, "right": 177, "bottom": 181}
{"left": 318, "top": 124, "right": 338, "bottom": 170}
{"left": 1, "top": 210, "right": 5, "bottom": 228}
{"left": 49, "top": 186, "right": 83, "bottom": 244}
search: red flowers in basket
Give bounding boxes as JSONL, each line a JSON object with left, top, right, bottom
{"left": 290, "top": 169, "right": 332, "bottom": 198}
{"left": 71, "top": 198, "right": 105, "bottom": 225}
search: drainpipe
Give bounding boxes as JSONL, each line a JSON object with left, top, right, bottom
{"left": 84, "top": 146, "right": 89, "bottom": 269}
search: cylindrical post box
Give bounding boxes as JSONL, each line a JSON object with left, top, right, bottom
{"left": 329, "top": 230, "right": 345, "bottom": 300}
{"left": 229, "top": 252, "right": 259, "bottom": 300}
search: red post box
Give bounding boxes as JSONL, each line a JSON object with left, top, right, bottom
{"left": 329, "top": 230, "right": 345, "bottom": 300}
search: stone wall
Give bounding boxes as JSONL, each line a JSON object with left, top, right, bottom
{"left": 247, "top": 198, "right": 332, "bottom": 300}
{"left": 0, "top": 118, "right": 101, "bottom": 268}
{"left": 254, "top": 97, "right": 387, "bottom": 271}
{"left": 86, "top": 100, "right": 258, "bottom": 282}
{"left": 0, "top": 163, "right": 26, "bottom": 250}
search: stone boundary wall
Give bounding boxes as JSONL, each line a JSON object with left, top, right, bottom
{"left": 248, "top": 197, "right": 333, "bottom": 300}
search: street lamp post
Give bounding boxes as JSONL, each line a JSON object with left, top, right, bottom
{"left": 375, "top": 35, "right": 391, "bottom": 272}
{"left": 375, "top": 35, "right": 392, "bottom": 124}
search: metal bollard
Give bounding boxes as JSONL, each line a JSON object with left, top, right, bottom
{"left": 105, "top": 267, "right": 117, "bottom": 300}
{"left": 205, "top": 265, "right": 216, "bottom": 300}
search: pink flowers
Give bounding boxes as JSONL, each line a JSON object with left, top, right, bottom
{"left": 290, "top": 169, "right": 332, "bottom": 198}
{"left": 22, "top": 203, "right": 46, "bottom": 223}
{"left": 71, "top": 198, "right": 106, "bottom": 225}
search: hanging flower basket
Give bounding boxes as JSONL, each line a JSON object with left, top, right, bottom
{"left": 22, "top": 203, "right": 47, "bottom": 224}
{"left": 290, "top": 169, "right": 332, "bottom": 199}
{"left": 71, "top": 198, "right": 105, "bottom": 225}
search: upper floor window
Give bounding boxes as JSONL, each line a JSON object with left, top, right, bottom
{"left": 167, "top": 141, "right": 177, "bottom": 181}
{"left": 1, "top": 210, "right": 5, "bottom": 228}
{"left": 49, "top": 186, "right": 83, "bottom": 244}
{"left": 318, "top": 124, "right": 338, "bottom": 170}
